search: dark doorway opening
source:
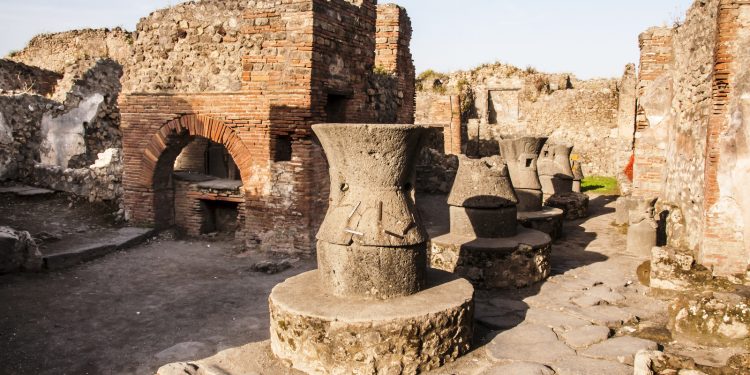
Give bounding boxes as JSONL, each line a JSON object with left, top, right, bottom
{"left": 326, "top": 94, "right": 349, "bottom": 123}
{"left": 200, "top": 200, "right": 239, "bottom": 235}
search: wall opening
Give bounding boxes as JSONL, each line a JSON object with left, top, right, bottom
{"left": 326, "top": 94, "right": 349, "bottom": 123}
{"left": 200, "top": 200, "right": 239, "bottom": 235}
{"left": 274, "top": 135, "right": 293, "bottom": 162}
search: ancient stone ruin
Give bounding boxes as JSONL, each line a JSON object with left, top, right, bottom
{"left": 539, "top": 143, "right": 589, "bottom": 220}
{"left": 429, "top": 155, "right": 552, "bottom": 288}
{"left": 3, "top": 0, "right": 750, "bottom": 374}
{"left": 269, "top": 124, "right": 473, "bottom": 374}
{"left": 499, "top": 136, "right": 565, "bottom": 239}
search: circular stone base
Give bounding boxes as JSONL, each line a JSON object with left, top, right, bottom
{"left": 269, "top": 269, "right": 474, "bottom": 375}
{"left": 517, "top": 207, "right": 564, "bottom": 240}
{"left": 545, "top": 192, "right": 589, "bottom": 220}
{"left": 429, "top": 227, "right": 552, "bottom": 289}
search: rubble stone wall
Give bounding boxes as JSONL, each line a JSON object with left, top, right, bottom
{"left": 0, "top": 59, "right": 61, "bottom": 97}
{"left": 7, "top": 28, "right": 132, "bottom": 74}
{"left": 120, "top": 0, "right": 413, "bottom": 254}
{"left": 414, "top": 64, "right": 624, "bottom": 177}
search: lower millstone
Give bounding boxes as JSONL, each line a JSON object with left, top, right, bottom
{"left": 429, "top": 227, "right": 552, "bottom": 289}
{"left": 269, "top": 269, "right": 474, "bottom": 375}
{"left": 517, "top": 207, "right": 565, "bottom": 240}
{"left": 317, "top": 241, "right": 427, "bottom": 299}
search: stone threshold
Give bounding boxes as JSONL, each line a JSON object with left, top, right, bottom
{"left": 43, "top": 227, "right": 156, "bottom": 270}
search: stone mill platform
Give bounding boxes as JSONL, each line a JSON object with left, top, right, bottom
{"left": 269, "top": 269, "right": 474, "bottom": 374}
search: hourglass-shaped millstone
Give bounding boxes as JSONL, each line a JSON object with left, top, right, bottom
{"left": 499, "top": 137, "right": 548, "bottom": 212}
{"left": 447, "top": 155, "right": 519, "bottom": 238}
{"left": 313, "top": 123, "right": 430, "bottom": 299}
{"left": 538, "top": 143, "right": 575, "bottom": 197}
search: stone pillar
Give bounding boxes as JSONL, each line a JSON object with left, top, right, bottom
{"left": 445, "top": 94, "right": 462, "bottom": 155}
{"left": 572, "top": 160, "right": 584, "bottom": 193}
{"left": 269, "top": 124, "right": 474, "bottom": 374}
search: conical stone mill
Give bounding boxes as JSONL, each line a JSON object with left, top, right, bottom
{"left": 269, "top": 124, "right": 474, "bottom": 375}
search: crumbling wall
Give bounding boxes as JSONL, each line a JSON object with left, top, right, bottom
{"left": 0, "top": 95, "right": 56, "bottom": 181}
{"left": 7, "top": 28, "right": 132, "bottom": 74}
{"left": 0, "top": 59, "right": 61, "bottom": 96}
{"left": 659, "top": 1, "right": 717, "bottom": 253}
{"left": 414, "top": 64, "right": 623, "bottom": 177}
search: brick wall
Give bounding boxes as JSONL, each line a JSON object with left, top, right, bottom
{"left": 120, "top": 0, "right": 415, "bottom": 255}
{"left": 631, "top": 27, "right": 674, "bottom": 198}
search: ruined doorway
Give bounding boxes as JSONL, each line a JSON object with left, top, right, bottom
{"left": 326, "top": 94, "right": 349, "bottom": 123}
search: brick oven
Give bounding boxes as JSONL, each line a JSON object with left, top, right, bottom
{"left": 119, "top": 0, "right": 415, "bottom": 255}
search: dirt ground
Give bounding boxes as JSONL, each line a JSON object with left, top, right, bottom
{"left": 2, "top": 194, "right": 746, "bottom": 375}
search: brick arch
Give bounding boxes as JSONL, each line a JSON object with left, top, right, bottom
{"left": 140, "top": 114, "right": 252, "bottom": 187}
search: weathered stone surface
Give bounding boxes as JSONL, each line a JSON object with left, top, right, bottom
{"left": 481, "top": 362, "right": 556, "bottom": 375}
{"left": 580, "top": 336, "right": 658, "bottom": 365}
{"left": 486, "top": 323, "right": 576, "bottom": 364}
{"left": 430, "top": 228, "right": 551, "bottom": 289}
{"left": 517, "top": 207, "right": 564, "bottom": 240}
{"left": 156, "top": 341, "right": 305, "bottom": 375}
{"left": 313, "top": 124, "right": 429, "bottom": 299}
{"left": 447, "top": 155, "right": 517, "bottom": 208}
{"left": 313, "top": 124, "right": 429, "bottom": 248}
{"left": 0, "top": 226, "right": 43, "bottom": 274}
{"left": 154, "top": 342, "right": 213, "bottom": 363}
{"left": 669, "top": 291, "right": 750, "bottom": 347}
{"left": 552, "top": 356, "right": 633, "bottom": 375}
{"left": 560, "top": 325, "right": 611, "bottom": 348}
{"left": 523, "top": 308, "right": 592, "bottom": 331}
{"left": 317, "top": 241, "right": 426, "bottom": 299}
{"left": 538, "top": 143, "right": 574, "bottom": 197}
{"left": 499, "top": 137, "right": 548, "bottom": 211}
{"left": 545, "top": 192, "right": 589, "bottom": 220}
{"left": 448, "top": 205, "right": 517, "bottom": 238}
{"left": 269, "top": 269, "right": 474, "bottom": 375}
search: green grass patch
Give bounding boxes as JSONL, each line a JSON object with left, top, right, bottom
{"left": 581, "top": 176, "right": 619, "bottom": 195}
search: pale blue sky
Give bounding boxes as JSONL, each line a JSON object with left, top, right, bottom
{"left": 0, "top": 0, "right": 694, "bottom": 79}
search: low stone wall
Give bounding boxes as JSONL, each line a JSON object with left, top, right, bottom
{"left": 29, "top": 148, "right": 123, "bottom": 203}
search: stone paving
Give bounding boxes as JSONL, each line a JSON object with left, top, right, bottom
{"left": 429, "top": 194, "right": 672, "bottom": 375}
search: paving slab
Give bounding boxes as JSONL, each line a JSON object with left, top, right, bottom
{"left": 43, "top": 227, "right": 155, "bottom": 270}
{"left": 551, "top": 356, "right": 632, "bottom": 375}
{"left": 524, "top": 308, "right": 592, "bottom": 331}
{"left": 481, "top": 362, "right": 556, "bottom": 375}
{"left": 0, "top": 185, "right": 55, "bottom": 196}
{"left": 560, "top": 325, "right": 611, "bottom": 348}
{"left": 581, "top": 336, "right": 658, "bottom": 365}
{"left": 487, "top": 324, "right": 576, "bottom": 364}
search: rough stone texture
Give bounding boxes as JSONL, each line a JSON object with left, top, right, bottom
{"left": 156, "top": 341, "right": 306, "bottom": 375}
{"left": 448, "top": 206, "right": 518, "bottom": 238}
{"left": 7, "top": 28, "right": 132, "bottom": 74}
{"left": 0, "top": 226, "right": 43, "bottom": 274}
{"left": 481, "top": 362, "right": 556, "bottom": 375}
{"left": 499, "top": 137, "right": 548, "bottom": 212}
{"left": 416, "top": 133, "right": 458, "bottom": 194}
{"left": 560, "top": 325, "right": 611, "bottom": 349}
{"left": 120, "top": 1, "right": 416, "bottom": 255}
{"left": 0, "top": 59, "right": 61, "bottom": 97}
{"left": 415, "top": 63, "right": 627, "bottom": 177}
{"left": 447, "top": 155, "right": 517, "bottom": 208}
{"left": 269, "top": 270, "right": 474, "bottom": 375}
{"left": 580, "top": 336, "right": 658, "bottom": 365}
{"left": 538, "top": 143, "right": 574, "bottom": 197}
{"left": 317, "top": 241, "right": 427, "bottom": 299}
{"left": 669, "top": 292, "right": 750, "bottom": 348}
{"left": 626, "top": 197, "right": 658, "bottom": 258}
{"left": 430, "top": 228, "right": 552, "bottom": 289}
{"left": 486, "top": 323, "right": 577, "bottom": 364}
{"left": 517, "top": 207, "right": 564, "bottom": 240}
{"left": 545, "top": 192, "right": 589, "bottom": 220}
{"left": 631, "top": 0, "right": 750, "bottom": 277}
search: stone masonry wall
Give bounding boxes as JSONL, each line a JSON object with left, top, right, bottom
{"left": 415, "top": 64, "right": 623, "bottom": 177}
{"left": 7, "top": 28, "right": 132, "bottom": 74}
{"left": 0, "top": 59, "right": 61, "bottom": 97}
{"left": 659, "top": 0, "right": 717, "bottom": 254}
